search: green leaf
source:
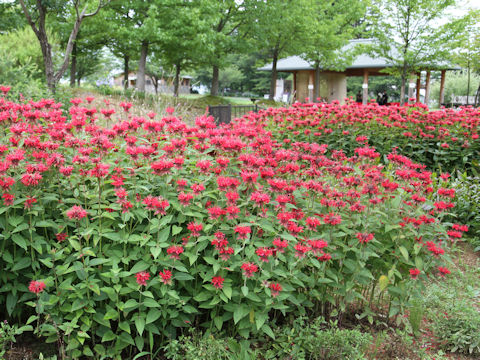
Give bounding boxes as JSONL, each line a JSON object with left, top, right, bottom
{"left": 101, "top": 330, "right": 116, "bottom": 342}
{"left": 255, "top": 312, "right": 268, "bottom": 330}
{"left": 157, "top": 226, "right": 170, "bottom": 243}
{"left": 135, "top": 316, "right": 145, "bottom": 336}
{"left": 12, "top": 234, "right": 27, "bottom": 251}
{"left": 261, "top": 324, "right": 275, "bottom": 339}
{"left": 223, "top": 286, "right": 232, "bottom": 299}
{"left": 241, "top": 286, "right": 249, "bottom": 297}
{"left": 150, "top": 246, "right": 161, "bottom": 259}
{"left": 172, "top": 225, "right": 182, "bottom": 236}
{"left": 214, "top": 316, "right": 223, "bottom": 330}
{"left": 119, "top": 321, "right": 130, "bottom": 334}
{"left": 6, "top": 293, "right": 17, "bottom": 316}
{"left": 399, "top": 246, "right": 409, "bottom": 262}
{"left": 194, "top": 291, "right": 211, "bottom": 302}
{"left": 233, "top": 305, "right": 249, "bottom": 324}
{"left": 130, "top": 261, "right": 150, "bottom": 273}
{"left": 103, "top": 308, "right": 119, "bottom": 320}
{"left": 12, "top": 257, "right": 31, "bottom": 272}
{"left": 174, "top": 272, "right": 194, "bottom": 281}
{"left": 146, "top": 309, "right": 162, "bottom": 324}
{"left": 143, "top": 298, "right": 160, "bottom": 308}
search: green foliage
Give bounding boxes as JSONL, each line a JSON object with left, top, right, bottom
{"left": 431, "top": 304, "right": 480, "bottom": 355}
{"left": 430, "top": 71, "right": 480, "bottom": 105}
{"left": 0, "top": 320, "right": 32, "bottom": 359}
{"left": 450, "top": 174, "right": 480, "bottom": 246}
{"left": 422, "top": 261, "right": 480, "bottom": 355}
{"left": 263, "top": 317, "right": 372, "bottom": 360}
{"left": 163, "top": 331, "right": 234, "bottom": 360}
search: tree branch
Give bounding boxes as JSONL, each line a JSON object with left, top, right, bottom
{"left": 18, "top": 0, "right": 39, "bottom": 35}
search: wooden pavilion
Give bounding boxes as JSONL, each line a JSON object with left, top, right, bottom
{"left": 259, "top": 39, "right": 460, "bottom": 105}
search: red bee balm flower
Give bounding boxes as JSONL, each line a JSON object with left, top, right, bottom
{"left": 159, "top": 269, "right": 172, "bottom": 285}
{"left": 136, "top": 272, "right": 150, "bottom": 286}
{"left": 409, "top": 268, "right": 421, "bottom": 279}
{"left": 211, "top": 276, "right": 224, "bottom": 289}
{"left": 241, "top": 263, "right": 258, "bottom": 278}
{"left": 29, "top": 280, "right": 46, "bottom": 294}
{"left": 66, "top": 205, "right": 88, "bottom": 220}
{"left": 269, "top": 283, "right": 282, "bottom": 297}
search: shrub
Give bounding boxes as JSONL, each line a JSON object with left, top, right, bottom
{"left": 450, "top": 173, "right": 480, "bottom": 248}
{"left": 431, "top": 303, "right": 480, "bottom": 355}
{"left": 163, "top": 331, "right": 233, "bottom": 360}
{"left": 0, "top": 90, "right": 464, "bottom": 358}
{"left": 263, "top": 316, "right": 372, "bottom": 360}
{"left": 253, "top": 101, "right": 480, "bottom": 174}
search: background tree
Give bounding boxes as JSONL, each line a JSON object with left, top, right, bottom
{"left": 302, "top": 0, "right": 368, "bottom": 100}
{"left": 200, "top": 0, "right": 254, "bottom": 96}
{"left": 254, "top": 0, "right": 313, "bottom": 100}
{"left": 368, "top": 0, "right": 471, "bottom": 102}
{"left": 151, "top": 0, "right": 212, "bottom": 96}
{"left": 18, "top": 0, "right": 108, "bottom": 93}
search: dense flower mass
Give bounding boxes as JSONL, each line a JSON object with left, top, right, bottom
{"left": 0, "top": 90, "right": 470, "bottom": 356}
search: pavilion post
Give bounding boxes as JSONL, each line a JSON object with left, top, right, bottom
{"left": 293, "top": 71, "right": 297, "bottom": 101}
{"left": 439, "top": 70, "right": 446, "bottom": 107}
{"left": 424, "top": 71, "right": 431, "bottom": 106}
{"left": 308, "top": 71, "right": 314, "bottom": 102}
{"left": 362, "top": 70, "right": 368, "bottom": 105}
{"left": 407, "top": 73, "right": 416, "bottom": 104}
{"left": 416, "top": 72, "right": 421, "bottom": 103}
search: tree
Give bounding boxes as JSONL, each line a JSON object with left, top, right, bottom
{"left": 369, "top": 0, "right": 471, "bottom": 103}
{"left": 254, "top": 0, "right": 314, "bottom": 100}
{"left": 151, "top": 0, "right": 212, "bottom": 97}
{"left": 200, "top": 0, "right": 254, "bottom": 96}
{"left": 0, "top": 1, "right": 25, "bottom": 34}
{"left": 19, "top": 0, "right": 108, "bottom": 93}
{"left": 302, "top": 0, "right": 368, "bottom": 99}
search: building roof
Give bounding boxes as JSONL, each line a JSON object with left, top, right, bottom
{"left": 258, "top": 39, "right": 460, "bottom": 72}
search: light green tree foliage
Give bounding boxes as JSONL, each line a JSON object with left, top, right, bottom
{"left": 199, "top": 0, "right": 255, "bottom": 96}
{"left": 369, "top": 0, "right": 472, "bottom": 103}
{"left": 302, "top": 0, "right": 368, "bottom": 99}
{"left": 0, "top": 1, "right": 25, "bottom": 34}
{"left": 102, "top": 1, "right": 139, "bottom": 89}
{"left": 430, "top": 71, "right": 480, "bottom": 104}
{"left": 150, "top": 0, "right": 213, "bottom": 96}
{"left": 254, "top": 0, "right": 313, "bottom": 100}
{"left": 18, "top": 0, "right": 108, "bottom": 93}
{"left": 0, "top": 28, "right": 46, "bottom": 99}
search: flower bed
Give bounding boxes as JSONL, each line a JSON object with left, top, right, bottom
{"left": 0, "top": 89, "right": 466, "bottom": 358}
{"left": 247, "top": 100, "right": 480, "bottom": 174}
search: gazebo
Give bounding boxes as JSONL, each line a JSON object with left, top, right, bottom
{"left": 259, "top": 39, "right": 459, "bottom": 105}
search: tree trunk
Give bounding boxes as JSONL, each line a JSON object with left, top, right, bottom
{"left": 269, "top": 48, "right": 279, "bottom": 101}
{"left": 137, "top": 41, "right": 149, "bottom": 92}
{"left": 314, "top": 65, "right": 320, "bottom": 100}
{"left": 467, "top": 62, "right": 470, "bottom": 106}
{"left": 77, "top": 77, "right": 81, "bottom": 87}
{"left": 124, "top": 55, "right": 129, "bottom": 90}
{"left": 211, "top": 65, "right": 219, "bottom": 96}
{"left": 70, "top": 41, "right": 77, "bottom": 87}
{"left": 400, "top": 65, "right": 407, "bottom": 105}
{"left": 19, "top": 0, "right": 102, "bottom": 94}
{"left": 174, "top": 63, "right": 181, "bottom": 97}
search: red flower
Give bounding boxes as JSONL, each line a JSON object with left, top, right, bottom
{"left": 135, "top": 271, "right": 150, "bottom": 286}
{"left": 409, "top": 268, "right": 421, "bottom": 279}
{"left": 28, "top": 280, "right": 46, "bottom": 294}
{"left": 241, "top": 262, "right": 258, "bottom": 278}
{"left": 2, "top": 193, "right": 14, "bottom": 206}
{"left": 66, "top": 205, "right": 88, "bottom": 220}
{"left": 438, "top": 266, "right": 450, "bottom": 277}
{"left": 167, "top": 245, "right": 184, "bottom": 260}
{"left": 24, "top": 197, "right": 37, "bottom": 210}
{"left": 356, "top": 232, "right": 374, "bottom": 244}
{"left": 211, "top": 276, "right": 224, "bottom": 289}
{"left": 234, "top": 225, "right": 251, "bottom": 240}
{"left": 269, "top": 283, "right": 282, "bottom": 297}
{"left": 56, "top": 233, "right": 68, "bottom": 242}
{"left": 159, "top": 269, "right": 172, "bottom": 285}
